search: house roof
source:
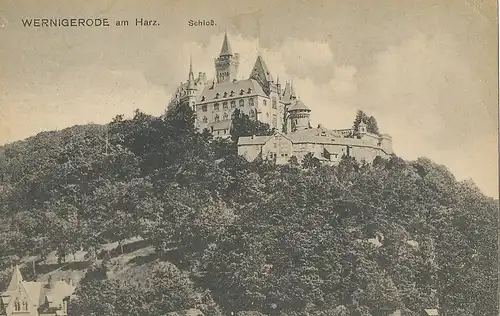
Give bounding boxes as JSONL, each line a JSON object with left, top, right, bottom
{"left": 198, "top": 79, "right": 267, "bottom": 102}
{"left": 6, "top": 266, "right": 23, "bottom": 293}
{"left": 424, "top": 309, "right": 439, "bottom": 316}
{"left": 238, "top": 135, "right": 273, "bottom": 146}
{"left": 45, "top": 281, "right": 75, "bottom": 306}
{"left": 21, "top": 281, "right": 43, "bottom": 308}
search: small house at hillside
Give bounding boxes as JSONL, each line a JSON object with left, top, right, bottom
{"left": 0, "top": 266, "right": 75, "bottom": 316}
{"left": 421, "top": 309, "right": 439, "bottom": 316}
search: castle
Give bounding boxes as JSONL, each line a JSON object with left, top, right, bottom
{"left": 168, "top": 33, "right": 394, "bottom": 164}
{"left": 0, "top": 266, "right": 75, "bottom": 316}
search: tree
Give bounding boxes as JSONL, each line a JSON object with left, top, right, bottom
{"left": 230, "top": 109, "right": 273, "bottom": 142}
{"left": 301, "top": 152, "right": 321, "bottom": 169}
{"left": 366, "top": 116, "right": 379, "bottom": 135}
{"left": 288, "top": 155, "right": 299, "bottom": 167}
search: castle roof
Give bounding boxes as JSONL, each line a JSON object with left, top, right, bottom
{"left": 288, "top": 98, "right": 310, "bottom": 112}
{"left": 220, "top": 32, "right": 233, "bottom": 56}
{"left": 197, "top": 78, "right": 267, "bottom": 102}
{"left": 282, "top": 82, "right": 294, "bottom": 103}
{"left": 249, "top": 55, "right": 274, "bottom": 83}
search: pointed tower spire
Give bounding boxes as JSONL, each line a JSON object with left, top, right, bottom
{"left": 188, "top": 54, "right": 195, "bottom": 81}
{"left": 220, "top": 32, "right": 233, "bottom": 56}
{"left": 187, "top": 55, "right": 195, "bottom": 90}
{"left": 7, "top": 265, "right": 23, "bottom": 292}
{"left": 290, "top": 79, "right": 297, "bottom": 99}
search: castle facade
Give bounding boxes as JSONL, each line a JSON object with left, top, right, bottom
{"left": 168, "top": 33, "right": 394, "bottom": 164}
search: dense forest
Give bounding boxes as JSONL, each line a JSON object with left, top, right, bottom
{"left": 0, "top": 104, "right": 497, "bottom": 316}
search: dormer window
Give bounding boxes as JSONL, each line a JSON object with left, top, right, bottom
{"left": 201, "top": 96, "right": 206, "bottom": 101}
{"left": 230, "top": 90, "right": 234, "bottom": 96}
{"left": 215, "top": 93, "right": 220, "bottom": 99}
{"left": 223, "top": 91, "right": 228, "bottom": 98}
{"left": 248, "top": 88, "right": 252, "bottom": 94}
{"left": 240, "top": 89, "right": 244, "bottom": 95}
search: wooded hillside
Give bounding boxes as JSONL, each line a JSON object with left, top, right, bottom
{"left": 0, "top": 104, "right": 497, "bottom": 316}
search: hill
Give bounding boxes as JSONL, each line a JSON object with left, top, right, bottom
{"left": 0, "top": 105, "right": 497, "bottom": 316}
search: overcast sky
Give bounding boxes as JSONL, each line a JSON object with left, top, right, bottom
{"left": 0, "top": 0, "right": 498, "bottom": 198}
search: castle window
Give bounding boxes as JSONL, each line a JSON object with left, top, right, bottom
{"left": 249, "top": 98, "right": 254, "bottom": 106}
{"left": 272, "top": 97, "right": 277, "bottom": 109}
{"left": 272, "top": 114, "right": 277, "bottom": 128}
{"left": 249, "top": 109, "right": 256, "bottom": 120}
{"left": 214, "top": 103, "right": 219, "bottom": 111}
{"left": 203, "top": 116, "right": 208, "bottom": 123}
{"left": 23, "top": 301, "right": 28, "bottom": 310}
{"left": 223, "top": 102, "right": 228, "bottom": 110}
{"left": 215, "top": 114, "right": 220, "bottom": 122}
{"left": 230, "top": 100, "right": 236, "bottom": 108}
{"left": 239, "top": 99, "right": 244, "bottom": 107}
{"left": 202, "top": 105, "right": 207, "bottom": 112}
{"left": 223, "top": 113, "right": 228, "bottom": 120}
{"left": 263, "top": 100, "right": 267, "bottom": 106}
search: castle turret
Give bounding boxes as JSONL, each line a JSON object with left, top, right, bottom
{"left": 287, "top": 98, "right": 311, "bottom": 132}
{"left": 358, "top": 121, "right": 367, "bottom": 134}
{"left": 215, "top": 32, "right": 239, "bottom": 83}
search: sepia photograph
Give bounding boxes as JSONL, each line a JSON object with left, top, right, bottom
{"left": 0, "top": 1, "right": 498, "bottom": 315}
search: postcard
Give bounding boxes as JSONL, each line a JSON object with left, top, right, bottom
{"left": 0, "top": 1, "right": 498, "bottom": 315}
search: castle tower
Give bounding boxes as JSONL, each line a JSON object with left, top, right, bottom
{"left": 287, "top": 98, "right": 311, "bottom": 132}
{"left": 215, "top": 32, "right": 239, "bottom": 83}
